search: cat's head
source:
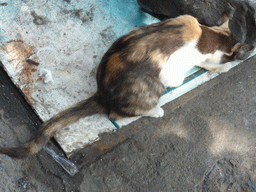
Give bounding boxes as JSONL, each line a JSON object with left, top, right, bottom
{"left": 228, "top": 1, "right": 255, "bottom": 60}
{"left": 213, "top": 14, "right": 254, "bottom": 61}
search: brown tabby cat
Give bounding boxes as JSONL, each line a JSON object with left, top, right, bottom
{"left": 0, "top": 15, "right": 244, "bottom": 158}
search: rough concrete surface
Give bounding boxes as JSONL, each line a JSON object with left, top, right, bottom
{"left": 0, "top": 54, "right": 256, "bottom": 191}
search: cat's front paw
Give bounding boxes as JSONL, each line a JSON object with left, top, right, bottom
{"left": 220, "top": 63, "right": 233, "bottom": 73}
{"left": 144, "top": 107, "right": 164, "bottom": 118}
{"left": 152, "top": 107, "right": 164, "bottom": 118}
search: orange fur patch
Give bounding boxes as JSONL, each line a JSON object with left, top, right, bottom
{"left": 127, "top": 42, "right": 147, "bottom": 62}
{"left": 109, "top": 111, "right": 124, "bottom": 119}
{"left": 149, "top": 49, "right": 169, "bottom": 69}
{"left": 177, "top": 15, "right": 202, "bottom": 42}
{"left": 162, "top": 15, "right": 202, "bottom": 43}
{"left": 104, "top": 52, "right": 124, "bottom": 83}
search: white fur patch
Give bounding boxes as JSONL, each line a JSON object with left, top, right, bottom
{"left": 143, "top": 107, "right": 164, "bottom": 118}
{"left": 206, "top": 50, "right": 224, "bottom": 64}
{"left": 159, "top": 40, "right": 226, "bottom": 88}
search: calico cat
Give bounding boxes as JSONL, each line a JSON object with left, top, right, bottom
{"left": 0, "top": 15, "right": 244, "bottom": 158}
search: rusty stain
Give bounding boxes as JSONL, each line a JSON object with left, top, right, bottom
{"left": 30, "top": 68, "right": 37, "bottom": 72}
{"left": 95, "top": 142, "right": 112, "bottom": 153}
{"left": 74, "top": 125, "right": 142, "bottom": 160}
{"left": 3, "top": 40, "right": 36, "bottom": 102}
{"left": 4, "top": 40, "right": 35, "bottom": 62}
{"left": 93, "top": 127, "right": 141, "bottom": 154}
{"left": 37, "top": 77, "right": 43, "bottom": 81}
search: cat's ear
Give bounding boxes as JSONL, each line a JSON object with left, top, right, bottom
{"left": 212, "top": 14, "right": 230, "bottom": 33}
{"left": 219, "top": 14, "right": 229, "bottom": 28}
{"left": 230, "top": 43, "right": 254, "bottom": 60}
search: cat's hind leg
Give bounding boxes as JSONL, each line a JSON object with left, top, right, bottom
{"left": 113, "top": 74, "right": 166, "bottom": 119}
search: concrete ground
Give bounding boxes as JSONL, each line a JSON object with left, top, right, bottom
{"left": 0, "top": 55, "right": 256, "bottom": 191}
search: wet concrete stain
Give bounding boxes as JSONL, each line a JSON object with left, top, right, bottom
{"left": 26, "top": 59, "right": 39, "bottom": 66}
{"left": 62, "top": 6, "right": 95, "bottom": 24}
{"left": 63, "top": 0, "right": 71, "bottom": 4}
{"left": 30, "top": 11, "right": 48, "bottom": 25}
{"left": 99, "top": 26, "right": 117, "bottom": 46}
{"left": 70, "top": 121, "right": 142, "bottom": 165}
{"left": 3, "top": 40, "right": 37, "bottom": 102}
{"left": 0, "top": 2, "right": 7, "bottom": 6}
{"left": 95, "top": 142, "right": 112, "bottom": 154}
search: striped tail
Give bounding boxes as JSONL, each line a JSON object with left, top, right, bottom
{"left": 0, "top": 95, "right": 105, "bottom": 158}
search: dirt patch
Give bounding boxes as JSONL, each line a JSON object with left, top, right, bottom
{"left": 30, "top": 10, "right": 49, "bottom": 26}
{"left": 61, "top": 6, "right": 95, "bottom": 24}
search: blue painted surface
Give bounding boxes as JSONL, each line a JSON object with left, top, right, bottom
{"left": 0, "top": 0, "right": 160, "bottom": 40}
{"left": 110, "top": 119, "right": 121, "bottom": 129}
{"left": 102, "top": 0, "right": 159, "bottom": 28}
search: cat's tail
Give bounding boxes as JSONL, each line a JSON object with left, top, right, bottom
{"left": 0, "top": 94, "right": 105, "bottom": 158}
